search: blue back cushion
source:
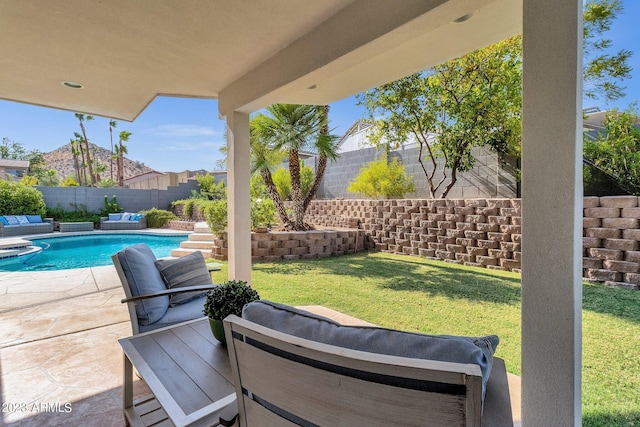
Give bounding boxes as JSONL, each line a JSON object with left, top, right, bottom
{"left": 15, "top": 216, "right": 29, "bottom": 225}
{"left": 155, "top": 251, "right": 212, "bottom": 306}
{"left": 26, "top": 215, "right": 43, "bottom": 224}
{"left": 243, "top": 300, "right": 499, "bottom": 400}
{"left": 5, "top": 215, "right": 19, "bottom": 225}
{"left": 0, "top": 216, "right": 8, "bottom": 225}
{"left": 108, "top": 213, "right": 122, "bottom": 221}
{"left": 116, "top": 243, "right": 169, "bottom": 325}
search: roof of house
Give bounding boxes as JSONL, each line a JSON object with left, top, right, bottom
{"left": 0, "top": 159, "right": 30, "bottom": 169}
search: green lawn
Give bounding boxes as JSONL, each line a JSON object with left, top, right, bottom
{"left": 211, "top": 252, "right": 640, "bottom": 426}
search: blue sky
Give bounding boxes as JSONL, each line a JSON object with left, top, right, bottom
{"left": 1, "top": 0, "right": 639, "bottom": 173}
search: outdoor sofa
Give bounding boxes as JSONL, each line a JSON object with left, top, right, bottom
{"left": 0, "top": 215, "right": 53, "bottom": 237}
{"left": 101, "top": 212, "right": 147, "bottom": 230}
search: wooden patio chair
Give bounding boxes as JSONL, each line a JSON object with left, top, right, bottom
{"left": 112, "top": 243, "right": 218, "bottom": 335}
{"left": 223, "top": 312, "right": 513, "bottom": 427}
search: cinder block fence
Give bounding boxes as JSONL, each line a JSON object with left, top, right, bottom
{"left": 302, "top": 196, "right": 640, "bottom": 290}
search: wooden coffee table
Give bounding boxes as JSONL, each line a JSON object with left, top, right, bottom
{"left": 119, "top": 318, "right": 236, "bottom": 427}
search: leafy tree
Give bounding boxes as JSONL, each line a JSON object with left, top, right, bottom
{"left": 196, "top": 174, "right": 226, "bottom": 200}
{"left": 0, "top": 137, "right": 26, "bottom": 159}
{"left": 583, "top": 0, "right": 633, "bottom": 103}
{"left": 251, "top": 104, "right": 338, "bottom": 230}
{"left": 0, "top": 137, "right": 46, "bottom": 180}
{"left": 348, "top": 157, "right": 415, "bottom": 199}
{"left": 584, "top": 106, "right": 640, "bottom": 194}
{"left": 357, "top": 1, "right": 631, "bottom": 198}
{"left": 358, "top": 36, "right": 522, "bottom": 198}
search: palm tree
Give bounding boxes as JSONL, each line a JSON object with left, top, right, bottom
{"left": 252, "top": 104, "right": 338, "bottom": 230}
{"left": 250, "top": 117, "right": 289, "bottom": 225}
{"left": 94, "top": 161, "right": 107, "bottom": 182}
{"left": 44, "top": 169, "right": 58, "bottom": 186}
{"left": 117, "top": 131, "right": 132, "bottom": 187}
{"left": 72, "top": 133, "right": 87, "bottom": 185}
{"left": 75, "top": 113, "right": 96, "bottom": 186}
{"left": 69, "top": 138, "right": 82, "bottom": 184}
{"left": 109, "top": 120, "right": 117, "bottom": 180}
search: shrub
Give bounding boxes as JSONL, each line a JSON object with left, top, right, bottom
{"left": 251, "top": 198, "right": 276, "bottom": 228}
{"left": 140, "top": 208, "right": 177, "bottom": 228}
{"left": 347, "top": 157, "right": 415, "bottom": 199}
{"left": 61, "top": 177, "right": 80, "bottom": 187}
{"left": 202, "top": 280, "right": 260, "bottom": 320}
{"left": 0, "top": 180, "right": 46, "bottom": 216}
{"left": 272, "top": 161, "right": 314, "bottom": 200}
{"left": 96, "top": 178, "right": 116, "bottom": 188}
{"left": 20, "top": 175, "right": 39, "bottom": 186}
{"left": 204, "top": 199, "right": 227, "bottom": 236}
{"left": 46, "top": 204, "right": 101, "bottom": 225}
{"left": 183, "top": 199, "right": 196, "bottom": 219}
{"left": 100, "top": 195, "right": 123, "bottom": 216}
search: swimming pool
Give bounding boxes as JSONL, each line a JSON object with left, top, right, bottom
{"left": 0, "top": 233, "right": 188, "bottom": 271}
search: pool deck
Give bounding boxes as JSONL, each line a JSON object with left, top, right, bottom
{"left": 0, "top": 228, "right": 189, "bottom": 426}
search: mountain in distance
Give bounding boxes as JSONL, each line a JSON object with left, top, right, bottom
{"left": 43, "top": 142, "right": 154, "bottom": 181}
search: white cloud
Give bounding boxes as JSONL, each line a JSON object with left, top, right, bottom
{"left": 163, "top": 140, "right": 224, "bottom": 152}
{"left": 146, "top": 124, "right": 218, "bottom": 137}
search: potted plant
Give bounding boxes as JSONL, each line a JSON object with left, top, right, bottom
{"left": 203, "top": 280, "right": 260, "bottom": 344}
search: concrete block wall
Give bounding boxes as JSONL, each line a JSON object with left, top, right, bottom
{"left": 317, "top": 145, "right": 518, "bottom": 199}
{"left": 304, "top": 196, "right": 640, "bottom": 290}
{"left": 37, "top": 180, "right": 198, "bottom": 213}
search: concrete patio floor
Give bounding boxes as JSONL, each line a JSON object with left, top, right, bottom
{"left": 0, "top": 264, "right": 150, "bottom": 426}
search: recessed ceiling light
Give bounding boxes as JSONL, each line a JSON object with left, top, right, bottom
{"left": 62, "top": 81, "right": 83, "bottom": 89}
{"left": 453, "top": 12, "right": 474, "bottom": 23}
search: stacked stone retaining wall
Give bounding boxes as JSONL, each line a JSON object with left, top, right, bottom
{"left": 209, "top": 229, "right": 366, "bottom": 262}
{"left": 304, "top": 197, "right": 640, "bottom": 290}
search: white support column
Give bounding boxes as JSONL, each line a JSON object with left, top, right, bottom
{"left": 226, "top": 111, "right": 252, "bottom": 284}
{"left": 521, "top": 1, "right": 582, "bottom": 426}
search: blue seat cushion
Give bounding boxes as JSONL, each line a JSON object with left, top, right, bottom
{"left": 155, "top": 251, "right": 212, "bottom": 306}
{"left": 138, "top": 295, "right": 207, "bottom": 333}
{"left": 243, "top": 300, "right": 499, "bottom": 400}
{"left": 116, "top": 243, "right": 169, "bottom": 325}
{"left": 26, "top": 215, "right": 43, "bottom": 224}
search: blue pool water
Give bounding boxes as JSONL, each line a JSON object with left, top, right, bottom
{"left": 0, "top": 234, "right": 188, "bottom": 271}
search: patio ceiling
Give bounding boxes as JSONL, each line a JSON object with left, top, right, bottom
{"left": 0, "top": 0, "right": 520, "bottom": 120}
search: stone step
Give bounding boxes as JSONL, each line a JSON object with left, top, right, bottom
{"left": 194, "top": 222, "right": 212, "bottom": 233}
{"left": 181, "top": 241, "right": 216, "bottom": 250}
{"left": 189, "top": 233, "right": 216, "bottom": 242}
{"left": 170, "top": 248, "right": 212, "bottom": 258}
